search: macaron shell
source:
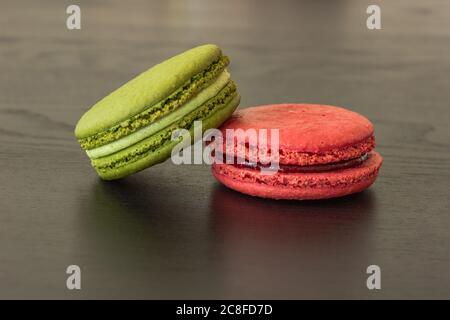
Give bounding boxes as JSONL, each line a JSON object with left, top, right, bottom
{"left": 75, "top": 44, "right": 222, "bottom": 138}
{"left": 212, "top": 151, "right": 382, "bottom": 200}
{"left": 220, "top": 104, "right": 374, "bottom": 165}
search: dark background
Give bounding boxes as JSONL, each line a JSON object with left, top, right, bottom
{"left": 1, "top": 0, "right": 449, "bottom": 299}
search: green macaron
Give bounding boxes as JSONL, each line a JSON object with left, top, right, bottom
{"left": 75, "top": 44, "right": 240, "bottom": 180}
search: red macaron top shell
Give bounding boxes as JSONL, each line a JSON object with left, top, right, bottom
{"left": 217, "top": 104, "right": 375, "bottom": 166}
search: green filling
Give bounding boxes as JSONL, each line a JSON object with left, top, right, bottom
{"left": 86, "top": 70, "right": 231, "bottom": 160}
{"left": 79, "top": 55, "right": 230, "bottom": 150}
{"left": 93, "top": 81, "right": 237, "bottom": 172}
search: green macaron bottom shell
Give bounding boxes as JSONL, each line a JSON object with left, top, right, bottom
{"left": 86, "top": 70, "right": 231, "bottom": 160}
{"left": 79, "top": 55, "right": 229, "bottom": 150}
{"left": 92, "top": 84, "right": 240, "bottom": 180}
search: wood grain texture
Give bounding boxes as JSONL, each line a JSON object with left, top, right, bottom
{"left": 0, "top": 0, "right": 449, "bottom": 299}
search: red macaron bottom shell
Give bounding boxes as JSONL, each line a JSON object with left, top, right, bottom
{"left": 211, "top": 151, "right": 382, "bottom": 200}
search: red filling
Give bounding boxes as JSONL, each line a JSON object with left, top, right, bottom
{"left": 231, "top": 153, "right": 369, "bottom": 173}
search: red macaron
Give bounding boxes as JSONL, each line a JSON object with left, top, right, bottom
{"left": 211, "top": 104, "right": 382, "bottom": 200}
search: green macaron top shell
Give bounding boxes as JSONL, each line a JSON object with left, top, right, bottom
{"left": 75, "top": 44, "right": 222, "bottom": 139}
{"left": 78, "top": 56, "right": 229, "bottom": 150}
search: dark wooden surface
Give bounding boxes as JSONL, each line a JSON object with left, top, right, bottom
{"left": 1, "top": 0, "right": 449, "bottom": 299}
